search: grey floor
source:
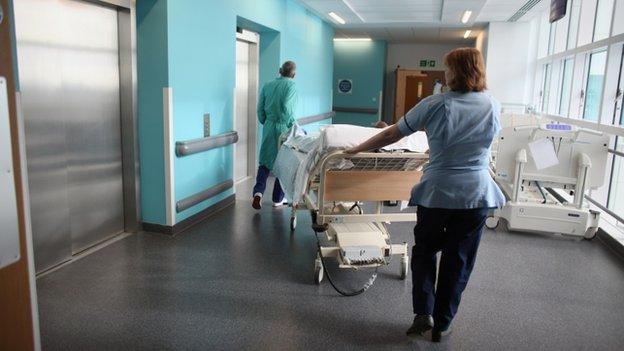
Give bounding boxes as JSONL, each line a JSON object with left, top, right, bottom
{"left": 37, "top": 178, "right": 624, "bottom": 351}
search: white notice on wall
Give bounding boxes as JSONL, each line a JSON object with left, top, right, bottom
{"left": 528, "top": 138, "right": 559, "bottom": 170}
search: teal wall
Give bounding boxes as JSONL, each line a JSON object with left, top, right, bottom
{"left": 333, "top": 40, "right": 387, "bottom": 126}
{"left": 137, "top": 0, "right": 170, "bottom": 225}
{"left": 137, "top": 0, "right": 334, "bottom": 224}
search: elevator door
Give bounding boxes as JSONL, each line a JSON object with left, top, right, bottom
{"left": 235, "top": 36, "right": 258, "bottom": 184}
{"left": 14, "top": 0, "right": 125, "bottom": 272}
{"left": 235, "top": 40, "right": 250, "bottom": 183}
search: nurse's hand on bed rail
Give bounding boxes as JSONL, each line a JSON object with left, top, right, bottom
{"left": 345, "top": 124, "right": 404, "bottom": 154}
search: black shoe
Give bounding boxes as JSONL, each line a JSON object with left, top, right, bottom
{"left": 252, "top": 194, "right": 262, "bottom": 210}
{"left": 431, "top": 327, "right": 452, "bottom": 342}
{"left": 406, "top": 315, "right": 433, "bottom": 338}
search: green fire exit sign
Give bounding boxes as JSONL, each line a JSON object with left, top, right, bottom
{"left": 419, "top": 60, "right": 436, "bottom": 68}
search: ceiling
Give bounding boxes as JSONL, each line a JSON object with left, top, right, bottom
{"left": 298, "top": 0, "right": 547, "bottom": 43}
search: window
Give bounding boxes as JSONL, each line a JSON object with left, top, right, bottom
{"left": 547, "top": 23, "right": 556, "bottom": 55}
{"left": 567, "top": 0, "right": 581, "bottom": 49}
{"left": 620, "top": 87, "right": 624, "bottom": 125}
{"left": 593, "top": 0, "right": 615, "bottom": 41}
{"left": 608, "top": 137, "right": 624, "bottom": 217}
{"left": 542, "top": 64, "right": 552, "bottom": 112}
{"left": 616, "top": 46, "right": 624, "bottom": 125}
{"left": 608, "top": 154, "right": 624, "bottom": 216}
{"left": 559, "top": 59, "right": 574, "bottom": 116}
{"left": 614, "top": 0, "right": 624, "bottom": 35}
{"left": 583, "top": 50, "right": 607, "bottom": 121}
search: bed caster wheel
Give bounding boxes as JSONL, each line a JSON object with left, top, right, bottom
{"left": 485, "top": 216, "right": 499, "bottom": 229}
{"left": 314, "top": 257, "right": 324, "bottom": 285}
{"left": 290, "top": 216, "right": 297, "bottom": 231}
{"left": 400, "top": 255, "right": 409, "bottom": 280}
{"left": 583, "top": 227, "right": 598, "bottom": 240}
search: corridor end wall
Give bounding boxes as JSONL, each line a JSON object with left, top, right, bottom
{"left": 333, "top": 40, "right": 387, "bottom": 127}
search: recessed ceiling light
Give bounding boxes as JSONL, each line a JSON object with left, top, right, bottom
{"left": 333, "top": 38, "right": 372, "bottom": 42}
{"left": 329, "top": 12, "right": 346, "bottom": 24}
{"left": 461, "top": 10, "right": 473, "bottom": 23}
{"left": 464, "top": 30, "right": 472, "bottom": 39}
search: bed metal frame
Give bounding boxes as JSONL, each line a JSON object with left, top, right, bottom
{"left": 294, "top": 151, "right": 428, "bottom": 284}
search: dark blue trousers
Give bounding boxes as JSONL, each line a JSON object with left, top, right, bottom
{"left": 252, "top": 166, "right": 285, "bottom": 203}
{"left": 411, "top": 206, "right": 488, "bottom": 332}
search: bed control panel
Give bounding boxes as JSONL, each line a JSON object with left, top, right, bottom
{"left": 340, "top": 246, "right": 385, "bottom": 266}
{"left": 544, "top": 123, "right": 573, "bottom": 131}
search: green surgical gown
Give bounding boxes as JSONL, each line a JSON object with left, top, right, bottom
{"left": 257, "top": 77, "right": 297, "bottom": 170}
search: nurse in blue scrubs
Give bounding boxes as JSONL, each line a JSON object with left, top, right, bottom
{"left": 346, "top": 48, "right": 505, "bottom": 342}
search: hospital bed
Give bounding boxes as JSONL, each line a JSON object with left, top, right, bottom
{"left": 304, "top": 151, "right": 427, "bottom": 289}
{"left": 273, "top": 124, "right": 428, "bottom": 294}
{"left": 487, "top": 122, "right": 609, "bottom": 239}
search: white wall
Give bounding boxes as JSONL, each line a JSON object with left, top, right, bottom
{"left": 386, "top": 43, "right": 464, "bottom": 72}
{"left": 485, "top": 21, "right": 539, "bottom": 106}
{"left": 383, "top": 43, "right": 466, "bottom": 120}
{"left": 475, "top": 26, "right": 489, "bottom": 62}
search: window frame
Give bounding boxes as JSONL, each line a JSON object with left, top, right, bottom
{"left": 566, "top": 0, "right": 581, "bottom": 49}
{"left": 592, "top": 0, "right": 616, "bottom": 42}
{"left": 541, "top": 63, "right": 553, "bottom": 112}
{"left": 558, "top": 58, "right": 575, "bottom": 116}
{"left": 582, "top": 49, "right": 608, "bottom": 121}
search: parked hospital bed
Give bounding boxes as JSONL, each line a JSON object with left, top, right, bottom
{"left": 487, "top": 122, "right": 609, "bottom": 239}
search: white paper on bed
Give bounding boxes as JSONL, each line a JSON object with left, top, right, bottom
{"left": 273, "top": 124, "right": 429, "bottom": 204}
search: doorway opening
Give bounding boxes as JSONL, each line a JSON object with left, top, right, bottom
{"left": 234, "top": 29, "right": 260, "bottom": 185}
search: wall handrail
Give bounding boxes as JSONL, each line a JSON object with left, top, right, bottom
{"left": 333, "top": 106, "right": 378, "bottom": 114}
{"left": 176, "top": 179, "right": 233, "bottom": 213}
{"left": 297, "top": 111, "right": 335, "bottom": 125}
{"left": 176, "top": 131, "right": 238, "bottom": 157}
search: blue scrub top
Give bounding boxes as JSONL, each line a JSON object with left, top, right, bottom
{"left": 397, "top": 91, "right": 505, "bottom": 209}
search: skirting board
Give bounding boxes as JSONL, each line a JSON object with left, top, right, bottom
{"left": 597, "top": 228, "right": 624, "bottom": 260}
{"left": 143, "top": 194, "right": 235, "bottom": 236}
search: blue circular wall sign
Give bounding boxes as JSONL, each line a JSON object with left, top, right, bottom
{"left": 338, "top": 79, "right": 352, "bottom": 94}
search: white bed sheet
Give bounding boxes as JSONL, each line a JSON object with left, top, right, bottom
{"left": 319, "top": 124, "right": 429, "bottom": 153}
{"left": 273, "top": 124, "right": 429, "bottom": 204}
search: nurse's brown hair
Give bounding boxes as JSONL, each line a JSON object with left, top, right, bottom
{"left": 444, "top": 47, "right": 487, "bottom": 93}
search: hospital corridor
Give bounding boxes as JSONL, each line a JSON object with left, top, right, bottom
{"left": 1, "top": 0, "right": 624, "bottom": 350}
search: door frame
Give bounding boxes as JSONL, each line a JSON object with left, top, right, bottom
{"left": 393, "top": 69, "right": 426, "bottom": 123}
{"left": 113, "top": 0, "right": 141, "bottom": 234}
{"left": 234, "top": 30, "right": 259, "bottom": 185}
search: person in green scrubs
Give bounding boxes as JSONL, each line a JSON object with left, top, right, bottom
{"left": 252, "top": 61, "right": 297, "bottom": 210}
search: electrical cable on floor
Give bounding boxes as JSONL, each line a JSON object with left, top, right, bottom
{"left": 314, "top": 231, "right": 378, "bottom": 297}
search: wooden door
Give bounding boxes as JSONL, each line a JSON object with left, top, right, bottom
{"left": 394, "top": 69, "right": 446, "bottom": 123}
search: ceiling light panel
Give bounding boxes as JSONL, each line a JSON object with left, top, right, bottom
{"left": 461, "top": 10, "right": 472, "bottom": 23}
{"left": 328, "top": 11, "right": 346, "bottom": 24}
{"left": 306, "top": 0, "right": 443, "bottom": 24}
{"left": 333, "top": 38, "right": 372, "bottom": 41}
